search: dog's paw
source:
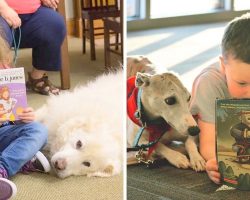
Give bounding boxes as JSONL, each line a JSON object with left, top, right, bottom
{"left": 87, "top": 171, "right": 112, "bottom": 178}
{"left": 167, "top": 152, "right": 190, "bottom": 169}
{"left": 87, "top": 164, "right": 121, "bottom": 178}
{"left": 189, "top": 153, "right": 206, "bottom": 171}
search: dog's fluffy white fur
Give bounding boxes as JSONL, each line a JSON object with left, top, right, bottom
{"left": 36, "top": 70, "right": 123, "bottom": 178}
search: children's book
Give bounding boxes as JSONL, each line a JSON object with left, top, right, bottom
{"left": 216, "top": 99, "right": 250, "bottom": 190}
{"left": 0, "top": 67, "right": 27, "bottom": 121}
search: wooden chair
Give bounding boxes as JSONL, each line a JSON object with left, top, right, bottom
{"left": 80, "top": 0, "right": 120, "bottom": 60}
{"left": 103, "top": 0, "right": 123, "bottom": 68}
{"left": 57, "top": 0, "right": 70, "bottom": 89}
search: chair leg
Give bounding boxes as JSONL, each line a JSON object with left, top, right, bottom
{"left": 89, "top": 19, "right": 96, "bottom": 60}
{"left": 115, "top": 33, "right": 119, "bottom": 50}
{"left": 104, "top": 24, "right": 111, "bottom": 68}
{"left": 57, "top": 0, "right": 70, "bottom": 89}
{"left": 82, "top": 18, "right": 86, "bottom": 54}
{"left": 121, "top": 31, "right": 123, "bottom": 63}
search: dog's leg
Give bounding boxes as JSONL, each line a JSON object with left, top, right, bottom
{"left": 87, "top": 160, "right": 121, "bottom": 177}
{"left": 155, "top": 142, "right": 190, "bottom": 169}
{"left": 185, "top": 136, "right": 206, "bottom": 171}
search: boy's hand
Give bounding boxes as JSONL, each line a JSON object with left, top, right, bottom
{"left": 205, "top": 158, "right": 221, "bottom": 184}
{"left": 18, "top": 107, "right": 35, "bottom": 123}
{"left": 0, "top": 7, "right": 21, "bottom": 28}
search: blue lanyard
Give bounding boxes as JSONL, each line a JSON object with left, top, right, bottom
{"left": 11, "top": 27, "right": 21, "bottom": 66}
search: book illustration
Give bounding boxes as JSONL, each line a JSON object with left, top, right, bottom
{"left": 0, "top": 68, "right": 27, "bottom": 121}
{"left": 0, "top": 86, "right": 17, "bottom": 121}
{"left": 216, "top": 99, "right": 250, "bottom": 190}
{"left": 230, "top": 111, "right": 250, "bottom": 163}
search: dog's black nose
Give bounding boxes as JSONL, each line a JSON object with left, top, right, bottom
{"left": 188, "top": 126, "right": 200, "bottom": 136}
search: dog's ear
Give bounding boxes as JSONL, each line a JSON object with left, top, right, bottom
{"left": 135, "top": 72, "right": 150, "bottom": 88}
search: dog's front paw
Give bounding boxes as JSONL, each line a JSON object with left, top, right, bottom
{"left": 167, "top": 152, "right": 190, "bottom": 169}
{"left": 189, "top": 153, "right": 206, "bottom": 171}
{"left": 87, "top": 171, "right": 112, "bottom": 178}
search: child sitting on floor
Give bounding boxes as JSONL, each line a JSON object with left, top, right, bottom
{"left": 0, "top": 30, "right": 50, "bottom": 199}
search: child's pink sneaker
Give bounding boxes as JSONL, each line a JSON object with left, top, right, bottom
{"left": 21, "top": 151, "right": 51, "bottom": 174}
{"left": 0, "top": 178, "right": 17, "bottom": 200}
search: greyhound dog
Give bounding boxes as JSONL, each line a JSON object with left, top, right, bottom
{"left": 127, "top": 56, "right": 205, "bottom": 171}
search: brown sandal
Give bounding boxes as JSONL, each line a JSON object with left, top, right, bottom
{"left": 26, "top": 72, "right": 60, "bottom": 96}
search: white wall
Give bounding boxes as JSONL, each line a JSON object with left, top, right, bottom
{"left": 65, "top": 0, "right": 74, "bottom": 19}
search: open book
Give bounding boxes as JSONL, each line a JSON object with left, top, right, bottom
{"left": 0, "top": 68, "right": 27, "bottom": 121}
{"left": 216, "top": 99, "right": 250, "bottom": 190}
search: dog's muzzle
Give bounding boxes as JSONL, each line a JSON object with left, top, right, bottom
{"left": 188, "top": 126, "right": 200, "bottom": 136}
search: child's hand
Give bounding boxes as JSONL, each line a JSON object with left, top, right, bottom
{"left": 205, "top": 158, "right": 221, "bottom": 184}
{"left": 0, "top": 6, "right": 21, "bottom": 28}
{"left": 18, "top": 107, "right": 35, "bottom": 123}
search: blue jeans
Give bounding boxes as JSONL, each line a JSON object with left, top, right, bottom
{"left": 0, "top": 6, "right": 66, "bottom": 71}
{"left": 0, "top": 122, "right": 48, "bottom": 177}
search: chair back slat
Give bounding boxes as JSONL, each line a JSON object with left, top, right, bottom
{"left": 100, "top": 0, "right": 103, "bottom": 7}
{"left": 81, "top": 0, "right": 118, "bottom": 9}
{"left": 94, "top": 0, "right": 98, "bottom": 7}
{"left": 104, "top": 0, "right": 108, "bottom": 8}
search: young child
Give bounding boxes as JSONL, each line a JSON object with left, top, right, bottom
{"left": 0, "top": 31, "right": 50, "bottom": 199}
{"left": 189, "top": 13, "right": 250, "bottom": 184}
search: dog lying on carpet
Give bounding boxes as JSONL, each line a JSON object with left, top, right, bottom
{"left": 36, "top": 70, "right": 123, "bottom": 178}
{"left": 127, "top": 56, "right": 205, "bottom": 171}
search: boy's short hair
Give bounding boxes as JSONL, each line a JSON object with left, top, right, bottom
{"left": 222, "top": 12, "right": 250, "bottom": 64}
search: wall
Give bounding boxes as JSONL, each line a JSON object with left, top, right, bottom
{"left": 64, "top": 0, "right": 77, "bottom": 35}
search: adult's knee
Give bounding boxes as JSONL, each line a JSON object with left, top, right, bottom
{"left": 42, "top": 13, "right": 66, "bottom": 44}
{"left": 50, "top": 14, "right": 66, "bottom": 40}
{"left": 0, "top": 16, "right": 13, "bottom": 46}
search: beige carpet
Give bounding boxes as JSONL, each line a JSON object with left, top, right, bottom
{"left": 12, "top": 173, "right": 123, "bottom": 200}
{"left": 10, "top": 36, "right": 123, "bottom": 200}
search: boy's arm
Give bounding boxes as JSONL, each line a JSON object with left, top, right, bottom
{"left": 0, "top": 1, "right": 21, "bottom": 28}
{"left": 198, "top": 119, "right": 221, "bottom": 184}
{"left": 198, "top": 119, "right": 216, "bottom": 161}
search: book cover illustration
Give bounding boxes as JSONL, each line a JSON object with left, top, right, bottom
{"left": 216, "top": 99, "right": 250, "bottom": 190}
{"left": 0, "top": 68, "right": 27, "bottom": 121}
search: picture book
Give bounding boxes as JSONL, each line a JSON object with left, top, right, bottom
{"left": 216, "top": 99, "right": 250, "bottom": 190}
{"left": 0, "top": 67, "right": 27, "bottom": 121}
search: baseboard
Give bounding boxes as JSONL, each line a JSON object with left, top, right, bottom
{"left": 66, "top": 18, "right": 76, "bottom": 36}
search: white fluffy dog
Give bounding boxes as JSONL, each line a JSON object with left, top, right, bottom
{"left": 36, "top": 70, "right": 123, "bottom": 178}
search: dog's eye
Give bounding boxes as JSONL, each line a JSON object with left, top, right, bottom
{"left": 187, "top": 95, "right": 191, "bottom": 102}
{"left": 165, "top": 96, "right": 176, "bottom": 105}
{"left": 82, "top": 161, "right": 91, "bottom": 167}
{"left": 76, "top": 140, "right": 82, "bottom": 149}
